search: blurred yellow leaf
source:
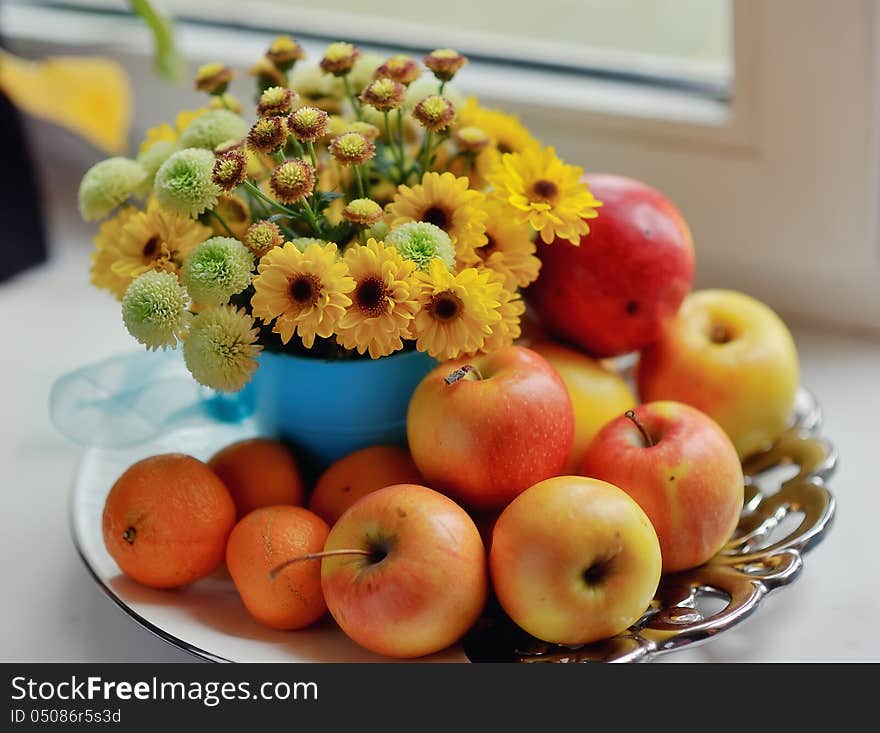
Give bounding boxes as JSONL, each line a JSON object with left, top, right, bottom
{"left": 0, "top": 51, "right": 132, "bottom": 154}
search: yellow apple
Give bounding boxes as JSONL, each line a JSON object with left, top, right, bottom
{"left": 531, "top": 340, "right": 636, "bottom": 471}
{"left": 638, "top": 289, "right": 799, "bottom": 458}
{"left": 489, "top": 476, "right": 661, "bottom": 646}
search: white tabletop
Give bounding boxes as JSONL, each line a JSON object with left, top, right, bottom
{"left": 2, "top": 132, "right": 878, "bottom": 663}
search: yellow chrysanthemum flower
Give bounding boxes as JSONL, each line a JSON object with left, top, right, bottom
{"left": 335, "top": 239, "right": 419, "bottom": 359}
{"left": 90, "top": 201, "right": 211, "bottom": 299}
{"left": 475, "top": 199, "right": 541, "bottom": 289}
{"left": 139, "top": 108, "right": 207, "bottom": 155}
{"left": 456, "top": 97, "right": 540, "bottom": 187}
{"left": 90, "top": 206, "right": 138, "bottom": 298}
{"left": 488, "top": 146, "right": 603, "bottom": 245}
{"left": 111, "top": 198, "right": 213, "bottom": 283}
{"left": 412, "top": 260, "right": 503, "bottom": 360}
{"left": 386, "top": 172, "right": 488, "bottom": 267}
{"left": 251, "top": 242, "right": 355, "bottom": 348}
{"left": 478, "top": 280, "right": 526, "bottom": 355}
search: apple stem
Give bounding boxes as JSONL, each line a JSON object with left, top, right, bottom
{"left": 625, "top": 410, "right": 654, "bottom": 448}
{"left": 268, "top": 548, "right": 373, "bottom": 579}
{"left": 444, "top": 364, "right": 483, "bottom": 385}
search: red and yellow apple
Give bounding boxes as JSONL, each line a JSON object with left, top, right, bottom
{"left": 490, "top": 476, "right": 661, "bottom": 646}
{"left": 321, "top": 483, "right": 487, "bottom": 658}
{"left": 530, "top": 340, "right": 636, "bottom": 471}
{"left": 637, "top": 289, "right": 799, "bottom": 457}
{"left": 407, "top": 345, "right": 574, "bottom": 511}
{"left": 525, "top": 174, "right": 695, "bottom": 357}
{"left": 580, "top": 401, "right": 743, "bottom": 572}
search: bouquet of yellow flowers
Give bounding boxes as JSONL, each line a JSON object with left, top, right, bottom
{"left": 78, "top": 37, "right": 602, "bottom": 393}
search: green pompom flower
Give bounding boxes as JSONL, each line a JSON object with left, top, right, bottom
{"left": 154, "top": 148, "right": 220, "bottom": 218}
{"left": 135, "top": 140, "right": 177, "bottom": 198}
{"left": 183, "top": 306, "right": 262, "bottom": 392}
{"left": 386, "top": 221, "right": 455, "bottom": 271}
{"left": 78, "top": 157, "right": 147, "bottom": 221}
{"left": 181, "top": 236, "right": 254, "bottom": 305}
{"left": 121, "top": 270, "right": 188, "bottom": 350}
{"left": 178, "top": 109, "right": 248, "bottom": 150}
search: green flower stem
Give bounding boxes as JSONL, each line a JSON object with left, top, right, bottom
{"left": 289, "top": 137, "right": 305, "bottom": 158}
{"left": 343, "top": 76, "right": 363, "bottom": 120}
{"left": 306, "top": 141, "right": 318, "bottom": 170}
{"left": 208, "top": 208, "right": 236, "bottom": 237}
{"left": 353, "top": 165, "right": 366, "bottom": 198}
{"left": 300, "top": 198, "right": 323, "bottom": 237}
{"left": 396, "top": 108, "right": 407, "bottom": 173}
{"left": 439, "top": 81, "right": 446, "bottom": 95}
{"left": 272, "top": 150, "right": 286, "bottom": 165}
{"left": 242, "top": 180, "right": 299, "bottom": 216}
{"left": 420, "top": 130, "right": 434, "bottom": 172}
{"left": 216, "top": 94, "right": 231, "bottom": 110}
{"left": 383, "top": 110, "right": 401, "bottom": 171}
{"left": 242, "top": 185, "right": 271, "bottom": 219}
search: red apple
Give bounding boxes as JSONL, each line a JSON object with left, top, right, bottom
{"left": 525, "top": 174, "right": 695, "bottom": 357}
{"left": 321, "top": 484, "right": 487, "bottom": 658}
{"left": 406, "top": 346, "right": 574, "bottom": 511}
{"left": 490, "top": 476, "right": 661, "bottom": 646}
{"left": 580, "top": 401, "right": 743, "bottom": 573}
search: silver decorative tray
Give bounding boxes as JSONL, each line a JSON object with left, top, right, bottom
{"left": 462, "top": 387, "right": 837, "bottom": 662}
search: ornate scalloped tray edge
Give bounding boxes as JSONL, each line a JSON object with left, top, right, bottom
{"left": 462, "top": 387, "right": 837, "bottom": 663}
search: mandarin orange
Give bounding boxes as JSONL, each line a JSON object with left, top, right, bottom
{"left": 102, "top": 453, "right": 236, "bottom": 589}
{"left": 308, "top": 445, "right": 423, "bottom": 525}
{"left": 208, "top": 438, "right": 305, "bottom": 519}
{"left": 225, "top": 506, "right": 330, "bottom": 630}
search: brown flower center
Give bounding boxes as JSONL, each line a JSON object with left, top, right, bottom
{"left": 532, "top": 179, "right": 558, "bottom": 201}
{"left": 422, "top": 206, "right": 450, "bottom": 230}
{"left": 497, "top": 142, "right": 513, "bottom": 155}
{"left": 430, "top": 291, "right": 462, "bottom": 321}
{"left": 355, "top": 276, "right": 388, "bottom": 317}
{"left": 476, "top": 234, "right": 498, "bottom": 261}
{"left": 289, "top": 274, "right": 321, "bottom": 307}
{"left": 142, "top": 236, "right": 160, "bottom": 259}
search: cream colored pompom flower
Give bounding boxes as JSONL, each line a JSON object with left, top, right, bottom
{"left": 121, "top": 270, "right": 189, "bottom": 351}
{"left": 183, "top": 306, "right": 263, "bottom": 393}
{"left": 78, "top": 157, "right": 147, "bottom": 221}
{"left": 251, "top": 242, "right": 355, "bottom": 348}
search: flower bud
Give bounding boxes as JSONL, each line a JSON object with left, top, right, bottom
{"left": 360, "top": 77, "right": 406, "bottom": 112}
{"left": 412, "top": 95, "right": 456, "bottom": 132}
{"left": 288, "top": 105, "right": 330, "bottom": 142}
{"left": 266, "top": 35, "right": 305, "bottom": 72}
{"left": 247, "top": 116, "right": 290, "bottom": 154}
{"left": 342, "top": 198, "right": 384, "bottom": 226}
{"left": 269, "top": 159, "right": 316, "bottom": 204}
{"left": 424, "top": 49, "right": 468, "bottom": 82}
{"left": 195, "top": 63, "right": 234, "bottom": 95}
{"left": 375, "top": 55, "right": 421, "bottom": 85}
{"left": 320, "top": 42, "right": 362, "bottom": 77}
{"left": 329, "top": 132, "right": 375, "bottom": 166}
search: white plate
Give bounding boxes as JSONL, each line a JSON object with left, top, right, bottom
{"left": 70, "top": 420, "right": 466, "bottom": 663}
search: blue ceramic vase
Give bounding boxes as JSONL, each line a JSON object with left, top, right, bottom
{"left": 240, "top": 349, "right": 437, "bottom": 465}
